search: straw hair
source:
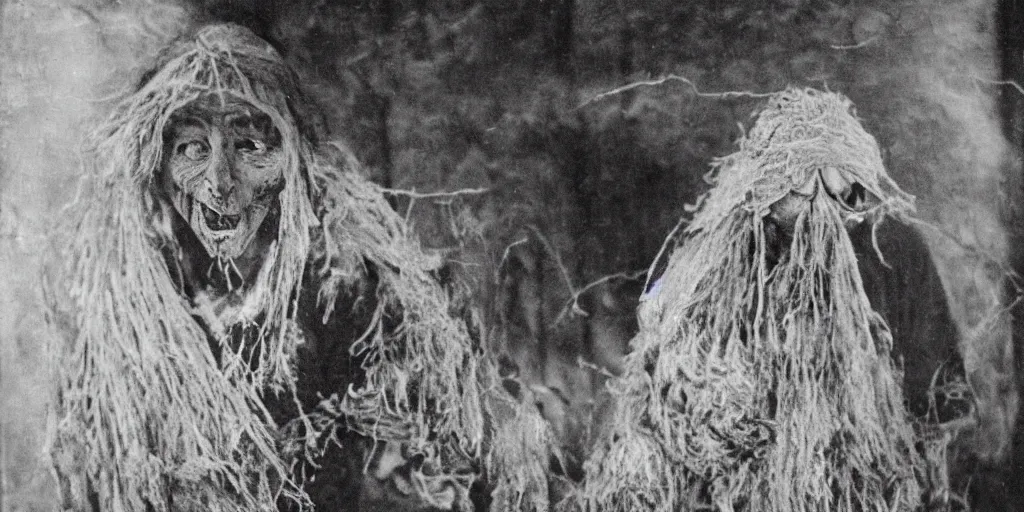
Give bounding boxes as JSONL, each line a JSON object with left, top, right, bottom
{"left": 45, "top": 23, "right": 550, "bottom": 511}
{"left": 580, "top": 88, "right": 933, "bottom": 511}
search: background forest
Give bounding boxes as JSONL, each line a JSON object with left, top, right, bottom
{"left": 2, "top": 0, "right": 1023, "bottom": 510}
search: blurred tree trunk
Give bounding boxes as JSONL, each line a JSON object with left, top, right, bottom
{"left": 371, "top": 91, "right": 394, "bottom": 191}
{"left": 615, "top": 0, "right": 635, "bottom": 110}
{"left": 998, "top": 0, "right": 1024, "bottom": 508}
{"left": 373, "top": 0, "right": 396, "bottom": 195}
{"left": 998, "top": 0, "right": 1024, "bottom": 149}
{"left": 378, "top": 0, "right": 396, "bottom": 31}
{"left": 546, "top": 0, "right": 574, "bottom": 74}
{"left": 0, "top": 9, "right": 8, "bottom": 512}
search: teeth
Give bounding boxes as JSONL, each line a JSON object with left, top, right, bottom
{"left": 200, "top": 203, "right": 241, "bottom": 231}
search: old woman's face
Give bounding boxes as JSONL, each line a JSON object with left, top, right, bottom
{"left": 160, "top": 94, "right": 286, "bottom": 260}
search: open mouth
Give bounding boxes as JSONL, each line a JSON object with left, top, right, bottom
{"left": 839, "top": 182, "right": 868, "bottom": 211}
{"left": 200, "top": 202, "right": 241, "bottom": 231}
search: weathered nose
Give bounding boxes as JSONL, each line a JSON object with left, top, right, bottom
{"left": 820, "top": 166, "right": 877, "bottom": 212}
{"left": 203, "top": 143, "right": 235, "bottom": 203}
{"left": 204, "top": 178, "right": 234, "bottom": 201}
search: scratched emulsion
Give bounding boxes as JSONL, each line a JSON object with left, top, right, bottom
{"left": 0, "top": 1, "right": 1018, "bottom": 510}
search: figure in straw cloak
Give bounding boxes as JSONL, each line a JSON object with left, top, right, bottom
{"left": 45, "top": 23, "right": 554, "bottom": 512}
{"left": 578, "top": 88, "right": 972, "bottom": 511}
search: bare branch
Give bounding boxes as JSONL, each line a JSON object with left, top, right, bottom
{"left": 527, "top": 225, "right": 576, "bottom": 299}
{"left": 528, "top": 384, "right": 570, "bottom": 405}
{"left": 382, "top": 187, "right": 491, "bottom": 199}
{"left": 643, "top": 214, "right": 689, "bottom": 294}
{"left": 554, "top": 269, "right": 647, "bottom": 325}
{"left": 495, "top": 237, "right": 530, "bottom": 283}
{"left": 830, "top": 36, "right": 879, "bottom": 50}
{"left": 969, "top": 77, "right": 1024, "bottom": 97}
{"left": 906, "top": 217, "right": 1024, "bottom": 295}
{"left": 577, "top": 356, "right": 617, "bottom": 379}
{"left": 580, "top": 75, "right": 774, "bottom": 108}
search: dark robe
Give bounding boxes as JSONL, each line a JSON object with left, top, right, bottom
{"left": 850, "top": 219, "right": 970, "bottom": 422}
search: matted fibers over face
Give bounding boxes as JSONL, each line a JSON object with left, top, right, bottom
{"left": 44, "top": 23, "right": 550, "bottom": 512}
{"left": 580, "top": 88, "right": 941, "bottom": 511}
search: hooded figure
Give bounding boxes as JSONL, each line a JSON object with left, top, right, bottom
{"left": 46, "top": 24, "right": 552, "bottom": 512}
{"left": 578, "top": 88, "right": 971, "bottom": 511}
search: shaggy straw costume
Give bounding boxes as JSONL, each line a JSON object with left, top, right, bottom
{"left": 580, "top": 89, "right": 939, "bottom": 511}
{"left": 46, "top": 24, "right": 551, "bottom": 512}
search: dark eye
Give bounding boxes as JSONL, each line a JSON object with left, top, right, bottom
{"left": 236, "top": 138, "right": 268, "bottom": 154}
{"left": 178, "top": 140, "right": 209, "bottom": 161}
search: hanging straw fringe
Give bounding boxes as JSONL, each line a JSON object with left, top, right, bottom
{"left": 581, "top": 88, "right": 944, "bottom": 511}
{"left": 45, "top": 24, "right": 551, "bottom": 512}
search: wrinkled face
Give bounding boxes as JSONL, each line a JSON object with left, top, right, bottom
{"left": 160, "top": 95, "right": 286, "bottom": 260}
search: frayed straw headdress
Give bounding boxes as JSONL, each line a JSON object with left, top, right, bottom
{"left": 45, "top": 23, "right": 551, "bottom": 511}
{"left": 579, "top": 88, "right": 934, "bottom": 511}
